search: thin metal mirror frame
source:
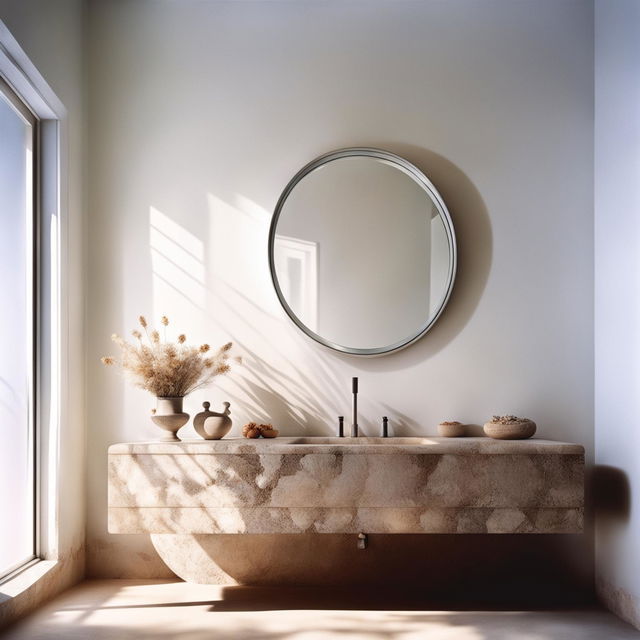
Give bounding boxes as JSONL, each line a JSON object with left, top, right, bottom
{"left": 268, "top": 148, "right": 457, "bottom": 356}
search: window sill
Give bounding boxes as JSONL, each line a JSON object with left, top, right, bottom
{"left": 0, "top": 559, "right": 58, "bottom": 603}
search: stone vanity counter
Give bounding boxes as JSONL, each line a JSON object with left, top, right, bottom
{"left": 109, "top": 436, "right": 584, "bottom": 456}
{"left": 108, "top": 437, "right": 584, "bottom": 535}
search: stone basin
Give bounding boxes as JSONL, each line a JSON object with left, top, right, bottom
{"left": 108, "top": 436, "right": 585, "bottom": 584}
{"left": 286, "top": 436, "right": 436, "bottom": 445}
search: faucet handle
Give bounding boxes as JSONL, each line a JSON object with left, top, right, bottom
{"left": 338, "top": 416, "right": 344, "bottom": 437}
{"left": 382, "top": 416, "right": 389, "bottom": 438}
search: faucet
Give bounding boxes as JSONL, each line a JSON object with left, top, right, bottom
{"left": 352, "top": 377, "right": 358, "bottom": 437}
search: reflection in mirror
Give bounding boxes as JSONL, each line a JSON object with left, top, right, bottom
{"left": 273, "top": 235, "right": 318, "bottom": 331}
{"left": 270, "top": 149, "right": 456, "bottom": 355}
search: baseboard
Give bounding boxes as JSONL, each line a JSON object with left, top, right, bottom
{"left": 597, "top": 577, "right": 640, "bottom": 631}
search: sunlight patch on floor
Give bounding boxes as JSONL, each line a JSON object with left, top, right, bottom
{"left": 3, "top": 580, "right": 640, "bottom": 640}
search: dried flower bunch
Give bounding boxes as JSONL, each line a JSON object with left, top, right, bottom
{"left": 490, "top": 415, "right": 530, "bottom": 424}
{"left": 101, "top": 315, "right": 237, "bottom": 397}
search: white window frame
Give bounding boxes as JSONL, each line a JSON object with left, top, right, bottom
{"left": 0, "top": 20, "right": 69, "bottom": 583}
{"left": 0, "top": 73, "right": 39, "bottom": 581}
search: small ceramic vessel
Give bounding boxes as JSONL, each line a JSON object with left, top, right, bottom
{"left": 194, "top": 401, "right": 232, "bottom": 440}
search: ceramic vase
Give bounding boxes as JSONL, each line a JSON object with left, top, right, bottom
{"left": 151, "top": 396, "right": 190, "bottom": 441}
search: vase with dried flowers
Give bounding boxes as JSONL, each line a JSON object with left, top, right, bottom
{"left": 101, "top": 315, "right": 237, "bottom": 441}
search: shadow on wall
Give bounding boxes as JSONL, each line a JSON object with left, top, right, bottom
{"left": 592, "top": 464, "right": 631, "bottom": 585}
{"left": 144, "top": 144, "right": 490, "bottom": 432}
{"left": 592, "top": 465, "right": 631, "bottom": 521}
{"left": 223, "top": 350, "right": 339, "bottom": 434}
{"left": 349, "top": 143, "right": 493, "bottom": 372}
{"left": 148, "top": 196, "right": 347, "bottom": 434}
{"left": 199, "top": 145, "right": 491, "bottom": 431}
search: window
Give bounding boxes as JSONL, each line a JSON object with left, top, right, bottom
{"left": 0, "top": 76, "right": 38, "bottom": 580}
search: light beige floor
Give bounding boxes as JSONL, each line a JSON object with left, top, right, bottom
{"left": 2, "top": 579, "right": 640, "bottom": 639}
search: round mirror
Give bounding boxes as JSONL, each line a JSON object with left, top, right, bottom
{"left": 269, "top": 148, "right": 456, "bottom": 356}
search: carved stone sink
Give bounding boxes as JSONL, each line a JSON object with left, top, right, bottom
{"left": 108, "top": 436, "right": 584, "bottom": 584}
{"left": 286, "top": 437, "right": 437, "bottom": 445}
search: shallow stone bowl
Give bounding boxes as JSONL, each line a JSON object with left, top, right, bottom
{"left": 438, "top": 422, "right": 466, "bottom": 437}
{"left": 483, "top": 420, "right": 536, "bottom": 440}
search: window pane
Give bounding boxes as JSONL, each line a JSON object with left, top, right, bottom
{"left": 0, "top": 87, "right": 35, "bottom": 577}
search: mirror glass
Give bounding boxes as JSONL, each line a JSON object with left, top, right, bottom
{"left": 269, "top": 149, "right": 456, "bottom": 355}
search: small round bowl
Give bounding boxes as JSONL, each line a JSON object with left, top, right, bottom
{"left": 483, "top": 420, "right": 536, "bottom": 440}
{"left": 438, "top": 422, "right": 466, "bottom": 437}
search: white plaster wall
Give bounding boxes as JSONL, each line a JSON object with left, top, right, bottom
{"left": 0, "top": 0, "right": 86, "bottom": 611}
{"left": 594, "top": 0, "right": 640, "bottom": 628}
{"left": 86, "top": 0, "right": 594, "bottom": 579}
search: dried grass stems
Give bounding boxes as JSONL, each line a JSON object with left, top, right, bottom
{"left": 102, "top": 315, "right": 238, "bottom": 397}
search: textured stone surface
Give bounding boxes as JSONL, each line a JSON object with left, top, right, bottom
{"left": 111, "top": 506, "right": 583, "bottom": 534}
{"left": 108, "top": 437, "right": 584, "bottom": 535}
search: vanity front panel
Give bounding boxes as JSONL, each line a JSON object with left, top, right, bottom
{"left": 108, "top": 438, "right": 584, "bottom": 534}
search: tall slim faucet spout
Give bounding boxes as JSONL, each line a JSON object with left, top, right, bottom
{"left": 352, "top": 377, "right": 358, "bottom": 437}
